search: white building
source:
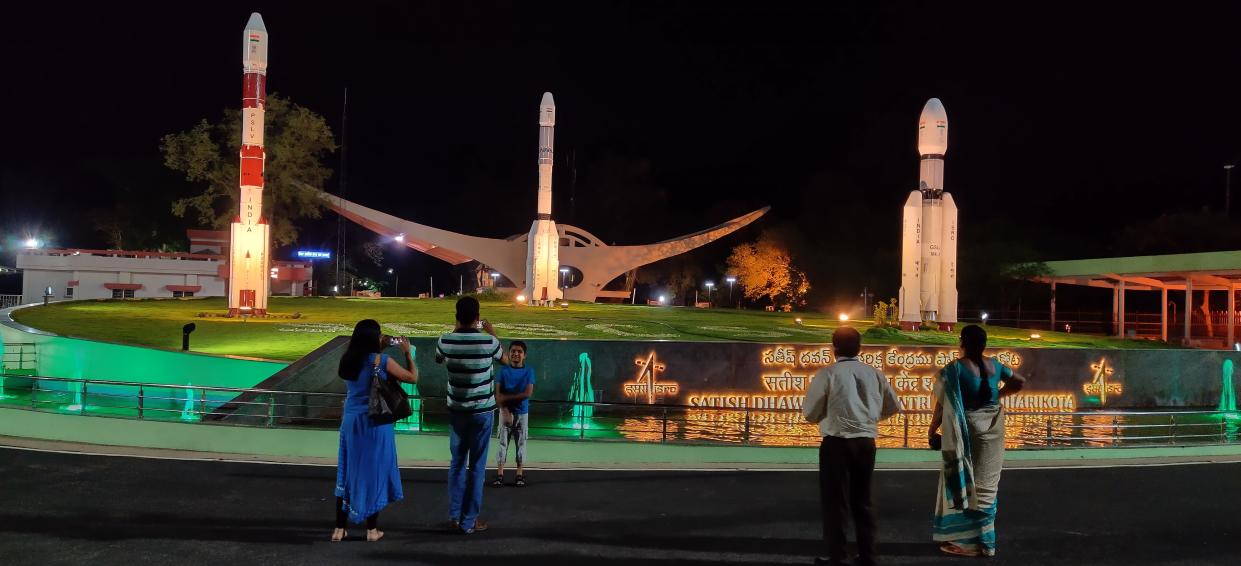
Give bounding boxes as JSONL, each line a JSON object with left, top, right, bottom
{"left": 16, "top": 230, "right": 312, "bottom": 302}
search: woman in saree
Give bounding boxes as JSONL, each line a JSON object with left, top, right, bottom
{"left": 928, "top": 324, "right": 1026, "bottom": 557}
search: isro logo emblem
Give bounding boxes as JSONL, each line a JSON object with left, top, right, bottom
{"left": 624, "top": 351, "right": 679, "bottom": 404}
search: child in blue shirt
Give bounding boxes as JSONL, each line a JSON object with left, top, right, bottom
{"left": 493, "top": 341, "right": 535, "bottom": 487}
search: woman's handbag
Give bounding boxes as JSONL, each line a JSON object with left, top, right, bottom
{"left": 368, "top": 353, "right": 412, "bottom": 424}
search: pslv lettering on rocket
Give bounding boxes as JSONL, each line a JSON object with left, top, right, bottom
{"left": 228, "top": 13, "right": 272, "bottom": 316}
{"left": 899, "top": 98, "right": 958, "bottom": 330}
{"left": 523, "top": 92, "right": 562, "bottom": 304}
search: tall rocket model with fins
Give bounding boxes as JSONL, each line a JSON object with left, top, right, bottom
{"left": 899, "top": 98, "right": 957, "bottom": 330}
{"left": 523, "top": 92, "right": 562, "bottom": 305}
{"left": 228, "top": 13, "right": 272, "bottom": 316}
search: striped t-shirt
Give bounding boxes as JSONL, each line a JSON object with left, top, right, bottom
{"left": 436, "top": 329, "right": 502, "bottom": 413}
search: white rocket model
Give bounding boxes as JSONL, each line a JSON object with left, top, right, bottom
{"left": 899, "top": 98, "right": 958, "bottom": 330}
{"left": 524, "top": 92, "right": 562, "bottom": 304}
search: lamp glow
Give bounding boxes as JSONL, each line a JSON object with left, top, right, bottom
{"left": 516, "top": 294, "right": 527, "bottom": 303}
{"left": 1030, "top": 333, "right": 1042, "bottom": 340}
{"left": 658, "top": 295, "right": 666, "bottom": 304}
{"left": 726, "top": 276, "right": 736, "bottom": 283}
{"left": 839, "top": 313, "right": 849, "bottom": 322}
{"left": 981, "top": 312, "right": 989, "bottom": 321}
{"left": 24, "top": 238, "right": 39, "bottom": 249}
{"left": 394, "top": 233, "right": 405, "bottom": 243}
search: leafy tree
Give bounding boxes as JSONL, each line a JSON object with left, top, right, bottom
{"left": 1002, "top": 261, "right": 1052, "bottom": 321}
{"left": 162, "top": 94, "right": 336, "bottom": 246}
{"left": 636, "top": 254, "right": 703, "bottom": 305}
{"left": 362, "top": 241, "right": 385, "bottom": 268}
{"left": 726, "top": 231, "right": 811, "bottom": 309}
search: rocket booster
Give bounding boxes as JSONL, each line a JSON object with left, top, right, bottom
{"left": 900, "top": 98, "right": 957, "bottom": 329}
{"left": 229, "top": 12, "right": 272, "bottom": 316}
{"left": 537, "top": 92, "right": 555, "bottom": 218}
{"left": 525, "top": 92, "right": 562, "bottom": 303}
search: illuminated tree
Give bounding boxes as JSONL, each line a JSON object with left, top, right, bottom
{"left": 727, "top": 231, "right": 811, "bottom": 309}
{"left": 162, "top": 94, "right": 336, "bottom": 246}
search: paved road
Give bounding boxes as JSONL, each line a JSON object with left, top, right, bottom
{"left": 0, "top": 446, "right": 1237, "bottom": 565}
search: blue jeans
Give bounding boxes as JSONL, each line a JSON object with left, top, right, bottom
{"left": 448, "top": 411, "right": 492, "bottom": 530}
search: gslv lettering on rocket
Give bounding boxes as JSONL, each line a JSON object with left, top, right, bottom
{"left": 899, "top": 98, "right": 958, "bottom": 330}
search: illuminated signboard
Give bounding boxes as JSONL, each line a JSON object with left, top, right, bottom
{"left": 667, "top": 345, "right": 1077, "bottom": 413}
{"left": 296, "top": 250, "right": 332, "bottom": 259}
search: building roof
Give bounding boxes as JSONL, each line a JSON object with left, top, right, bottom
{"left": 1039, "top": 250, "right": 1241, "bottom": 291}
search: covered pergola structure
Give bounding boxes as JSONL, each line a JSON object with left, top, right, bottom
{"left": 1036, "top": 251, "right": 1241, "bottom": 346}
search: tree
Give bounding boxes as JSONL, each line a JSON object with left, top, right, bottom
{"left": 1002, "top": 262, "right": 1052, "bottom": 321}
{"left": 726, "top": 231, "right": 811, "bottom": 309}
{"left": 362, "top": 242, "right": 385, "bottom": 268}
{"left": 162, "top": 94, "right": 336, "bottom": 246}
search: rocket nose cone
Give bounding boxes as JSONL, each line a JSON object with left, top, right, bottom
{"left": 920, "top": 98, "right": 947, "bottom": 122}
{"left": 539, "top": 92, "right": 556, "bottom": 126}
{"left": 917, "top": 97, "right": 948, "bottom": 156}
{"left": 246, "top": 12, "right": 267, "bottom": 32}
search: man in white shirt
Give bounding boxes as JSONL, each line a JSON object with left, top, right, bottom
{"left": 802, "top": 326, "right": 901, "bottom": 566}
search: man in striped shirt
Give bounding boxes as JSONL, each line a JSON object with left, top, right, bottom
{"left": 436, "top": 296, "right": 507, "bottom": 534}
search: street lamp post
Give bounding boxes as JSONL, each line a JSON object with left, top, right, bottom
{"left": 725, "top": 276, "right": 736, "bottom": 308}
{"left": 388, "top": 268, "right": 398, "bottom": 297}
{"left": 705, "top": 281, "right": 715, "bottom": 306}
{"left": 560, "top": 267, "right": 570, "bottom": 290}
{"left": 490, "top": 272, "right": 500, "bottom": 288}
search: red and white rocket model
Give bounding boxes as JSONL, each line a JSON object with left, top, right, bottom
{"left": 524, "top": 92, "right": 562, "bottom": 304}
{"left": 228, "top": 13, "right": 272, "bottom": 316}
{"left": 899, "top": 98, "right": 958, "bottom": 330}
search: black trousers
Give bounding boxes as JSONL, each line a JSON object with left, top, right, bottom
{"left": 335, "top": 497, "right": 379, "bottom": 530}
{"left": 819, "top": 435, "right": 878, "bottom": 565}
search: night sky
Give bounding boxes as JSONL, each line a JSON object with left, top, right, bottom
{"left": 4, "top": 1, "right": 1241, "bottom": 312}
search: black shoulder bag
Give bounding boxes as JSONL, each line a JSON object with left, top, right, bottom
{"left": 368, "top": 353, "right": 412, "bottom": 424}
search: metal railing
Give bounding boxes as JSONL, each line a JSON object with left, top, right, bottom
{"left": 1, "top": 373, "right": 1238, "bottom": 448}
{"left": 1, "top": 342, "right": 37, "bottom": 374}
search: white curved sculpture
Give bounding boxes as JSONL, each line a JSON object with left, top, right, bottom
{"left": 324, "top": 194, "right": 768, "bottom": 302}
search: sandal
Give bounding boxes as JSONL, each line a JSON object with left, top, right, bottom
{"left": 331, "top": 528, "right": 347, "bottom": 542}
{"left": 514, "top": 475, "right": 526, "bottom": 487}
{"left": 939, "top": 543, "right": 981, "bottom": 557}
{"left": 491, "top": 476, "right": 504, "bottom": 487}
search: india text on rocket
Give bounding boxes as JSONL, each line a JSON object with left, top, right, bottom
{"left": 524, "top": 92, "right": 562, "bottom": 304}
{"left": 899, "top": 98, "right": 958, "bottom": 329}
{"left": 228, "top": 13, "right": 272, "bottom": 316}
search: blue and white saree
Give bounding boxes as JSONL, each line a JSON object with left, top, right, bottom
{"left": 933, "top": 359, "right": 1006, "bottom": 555}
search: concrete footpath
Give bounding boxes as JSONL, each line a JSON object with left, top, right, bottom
{"left": 1, "top": 442, "right": 1238, "bottom": 565}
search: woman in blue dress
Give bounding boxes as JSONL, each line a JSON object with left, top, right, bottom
{"left": 333, "top": 319, "right": 418, "bottom": 542}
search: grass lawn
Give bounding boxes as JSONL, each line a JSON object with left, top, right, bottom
{"left": 11, "top": 296, "right": 1171, "bottom": 361}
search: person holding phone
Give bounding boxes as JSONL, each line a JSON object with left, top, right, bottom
{"left": 332, "top": 319, "right": 418, "bottom": 542}
{"left": 435, "top": 297, "right": 507, "bottom": 534}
